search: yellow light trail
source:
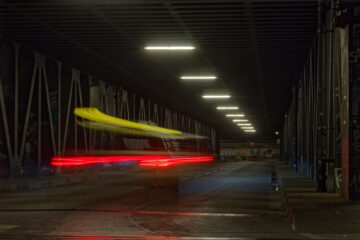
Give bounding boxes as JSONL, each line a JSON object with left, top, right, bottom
{"left": 74, "top": 108, "right": 182, "bottom": 135}
{"left": 77, "top": 120, "right": 183, "bottom": 139}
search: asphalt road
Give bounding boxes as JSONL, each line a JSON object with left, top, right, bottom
{"left": 0, "top": 161, "right": 307, "bottom": 239}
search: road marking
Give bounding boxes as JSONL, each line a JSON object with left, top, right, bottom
{"left": 299, "top": 233, "right": 323, "bottom": 239}
{"left": 125, "top": 210, "right": 253, "bottom": 217}
{"left": 0, "top": 224, "right": 18, "bottom": 233}
{"left": 169, "top": 237, "right": 258, "bottom": 240}
{"left": 0, "top": 236, "right": 310, "bottom": 240}
{"left": 12, "top": 208, "right": 254, "bottom": 218}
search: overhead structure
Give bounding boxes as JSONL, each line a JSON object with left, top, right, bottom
{"left": 0, "top": 0, "right": 318, "bottom": 140}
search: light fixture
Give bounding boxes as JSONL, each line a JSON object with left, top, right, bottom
{"left": 232, "top": 119, "right": 248, "bottom": 122}
{"left": 275, "top": 131, "right": 279, "bottom": 135}
{"left": 244, "top": 130, "right": 256, "bottom": 133}
{"left": 202, "top": 95, "right": 231, "bottom": 99}
{"left": 226, "top": 114, "right": 244, "bottom": 117}
{"left": 145, "top": 46, "right": 195, "bottom": 50}
{"left": 237, "top": 123, "right": 252, "bottom": 126}
{"left": 241, "top": 126, "right": 254, "bottom": 129}
{"left": 181, "top": 76, "right": 217, "bottom": 80}
{"left": 216, "top": 106, "right": 239, "bottom": 110}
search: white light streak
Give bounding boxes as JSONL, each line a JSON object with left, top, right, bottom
{"left": 226, "top": 114, "right": 245, "bottom": 117}
{"left": 145, "top": 46, "right": 195, "bottom": 50}
{"left": 181, "top": 76, "right": 216, "bottom": 80}
{"left": 202, "top": 95, "right": 231, "bottom": 99}
{"left": 237, "top": 123, "right": 252, "bottom": 126}
{"left": 216, "top": 106, "right": 239, "bottom": 110}
{"left": 232, "top": 119, "right": 248, "bottom": 122}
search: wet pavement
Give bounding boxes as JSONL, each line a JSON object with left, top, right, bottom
{"left": 0, "top": 161, "right": 356, "bottom": 239}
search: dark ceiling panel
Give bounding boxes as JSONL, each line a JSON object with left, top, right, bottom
{"left": 0, "top": 0, "right": 317, "bottom": 140}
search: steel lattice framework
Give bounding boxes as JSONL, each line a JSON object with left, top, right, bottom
{"left": 0, "top": 38, "right": 217, "bottom": 177}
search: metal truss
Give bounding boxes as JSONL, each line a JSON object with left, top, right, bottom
{"left": 281, "top": 0, "right": 344, "bottom": 195}
{"left": 0, "top": 38, "right": 218, "bottom": 177}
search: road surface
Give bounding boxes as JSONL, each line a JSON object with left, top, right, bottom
{"left": 0, "top": 161, "right": 305, "bottom": 239}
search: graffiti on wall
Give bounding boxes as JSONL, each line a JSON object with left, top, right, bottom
{"left": 220, "top": 142, "right": 280, "bottom": 161}
{"left": 350, "top": 22, "right": 360, "bottom": 198}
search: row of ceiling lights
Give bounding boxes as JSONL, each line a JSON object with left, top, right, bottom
{"left": 144, "top": 45, "right": 256, "bottom": 133}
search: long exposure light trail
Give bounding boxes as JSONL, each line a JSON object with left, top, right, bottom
{"left": 52, "top": 155, "right": 214, "bottom": 167}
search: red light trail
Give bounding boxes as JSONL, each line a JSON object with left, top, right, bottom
{"left": 51, "top": 155, "right": 214, "bottom": 167}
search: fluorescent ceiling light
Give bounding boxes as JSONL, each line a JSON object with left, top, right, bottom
{"left": 202, "top": 95, "right": 231, "bottom": 99}
{"left": 226, "top": 114, "right": 244, "bottom": 117}
{"left": 237, "top": 123, "right": 252, "bottom": 126}
{"left": 145, "top": 46, "right": 195, "bottom": 50}
{"left": 232, "top": 119, "right": 248, "bottom": 122}
{"left": 241, "top": 127, "right": 254, "bottom": 129}
{"left": 216, "top": 106, "right": 239, "bottom": 110}
{"left": 244, "top": 130, "right": 256, "bottom": 132}
{"left": 181, "top": 76, "right": 216, "bottom": 80}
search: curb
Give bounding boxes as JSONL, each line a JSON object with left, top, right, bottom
{"left": 279, "top": 177, "right": 295, "bottom": 230}
{"left": 272, "top": 162, "right": 295, "bottom": 230}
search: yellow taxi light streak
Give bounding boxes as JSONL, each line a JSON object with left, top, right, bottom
{"left": 74, "top": 108, "right": 182, "bottom": 135}
{"left": 77, "top": 120, "right": 183, "bottom": 139}
{"left": 78, "top": 120, "right": 204, "bottom": 140}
